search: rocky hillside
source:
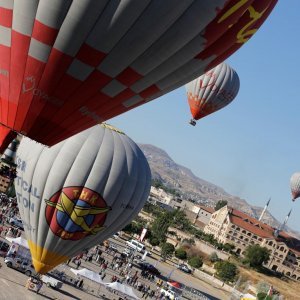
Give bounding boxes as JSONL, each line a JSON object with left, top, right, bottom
{"left": 139, "top": 144, "right": 300, "bottom": 239}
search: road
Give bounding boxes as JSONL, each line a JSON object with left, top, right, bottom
{"left": 0, "top": 233, "right": 230, "bottom": 300}
{"left": 0, "top": 256, "right": 101, "bottom": 300}
{"left": 110, "top": 237, "right": 230, "bottom": 300}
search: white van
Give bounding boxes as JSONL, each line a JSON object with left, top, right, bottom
{"left": 125, "top": 239, "right": 145, "bottom": 252}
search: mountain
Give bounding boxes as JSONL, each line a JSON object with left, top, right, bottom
{"left": 139, "top": 144, "right": 300, "bottom": 239}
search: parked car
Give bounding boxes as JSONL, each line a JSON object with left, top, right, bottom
{"left": 160, "top": 288, "right": 179, "bottom": 300}
{"left": 177, "top": 263, "right": 192, "bottom": 274}
{"left": 109, "top": 242, "right": 118, "bottom": 252}
{"left": 42, "top": 274, "right": 63, "bottom": 289}
{"left": 122, "top": 248, "right": 141, "bottom": 262}
{"left": 4, "top": 257, "right": 36, "bottom": 276}
{"left": 0, "top": 240, "right": 10, "bottom": 257}
{"left": 138, "top": 262, "right": 161, "bottom": 276}
{"left": 8, "top": 217, "right": 24, "bottom": 230}
{"left": 112, "top": 232, "right": 120, "bottom": 239}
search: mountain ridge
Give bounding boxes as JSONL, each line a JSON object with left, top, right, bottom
{"left": 139, "top": 143, "right": 300, "bottom": 239}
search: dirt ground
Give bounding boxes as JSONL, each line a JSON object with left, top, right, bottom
{"left": 239, "top": 267, "right": 300, "bottom": 300}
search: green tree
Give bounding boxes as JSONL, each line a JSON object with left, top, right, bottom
{"left": 215, "top": 200, "right": 228, "bottom": 211}
{"left": 175, "top": 248, "right": 187, "bottom": 260}
{"left": 256, "top": 293, "right": 272, "bottom": 300}
{"left": 151, "top": 211, "right": 173, "bottom": 243}
{"left": 222, "top": 243, "right": 235, "bottom": 252}
{"left": 209, "top": 252, "right": 219, "bottom": 263}
{"left": 161, "top": 242, "right": 175, "bottom": 259}
{"left": 188, "top": 256, "right": 203, "bottom": 269}
{"left": 244, "top": 245, "right": 270, "bottom": 269}
{"left": 122, "top": 221, "right": 144, "bottom": 235}
{"left": 171, "top": 209, "right": 192, "bottom": 231}
{"left": 215, "top": 261, "right": 238, "bottom": 282}
{"left": 149, "top": 236, "right": 160, "bottom": 246}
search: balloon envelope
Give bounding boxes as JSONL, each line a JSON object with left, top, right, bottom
{"left": 0, "top": 0, "right": 277, "bottom": 146}
{"left": 185, "top": 62, "right": 240, "bottom": 122}
{"left": 0, "top": 126, "right": 17, "bottom": 153}
{"left": 290, "top": 173, "right": 300, "bottom": 201}
{"left": 15, "top": 124, "right": 151, "bottom": 274}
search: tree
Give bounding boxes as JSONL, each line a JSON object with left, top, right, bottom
{"left": 188, "top": 256, "right": 203, "bottom": 269}
{"left": 175, "top": 248, "right": 187, "bottom": 260}
{"left": 171, "top": 209, "right": 192, "bottom": 231}
{"left": 244, "top": 245, "right": 270, "bottom": 269}
{"left": 161, "top": 242, "right": 175, "bottom": 259}
{"left": 209, "top": 252, "right": 219, "bottom": 263}
{"left": 222, "top": 243, "right": 235, "bottom": 253}
{"left": 149, "top": 237, "right": 159, "bottom": 247}
{"left": 151, "top": 211, "right": 173, "bottom": 243}
{"left": 214, "top": 261, "right": 238, "bottom": 283}
{"left": 151, "top": 209, "right": 192, "bottom": 243}
{"left": 215, "top": 200, "right": 228, "bottom": 211}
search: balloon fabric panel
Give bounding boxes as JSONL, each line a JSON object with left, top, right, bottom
{"left": 185, "top": 62, "right": 240, "bottom": 121}
{"left": 15, "top": 124, "right": 151, "bottom": 274}
{"left": 0, "top": 0, "right": 277, "bottom": 146}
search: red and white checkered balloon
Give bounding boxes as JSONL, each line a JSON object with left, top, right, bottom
{"left": 0, "top": 0, "right": 277, "bottom": 146}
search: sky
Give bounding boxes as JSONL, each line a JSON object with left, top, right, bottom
{"left": 109, "top": 1, "right": 300, "bottom": 231}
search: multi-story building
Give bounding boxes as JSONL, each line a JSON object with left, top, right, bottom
{"left": 204, "top": 205, "right": 300, "bottom": 281}
{"left": 185, "top": 205, "right": 215, "bottom": 229}
{"left": 0, "top": 138, "right": 18, "bottom": 194}
{"left": 0, "top": 174, "right": 11, "bottom": 193}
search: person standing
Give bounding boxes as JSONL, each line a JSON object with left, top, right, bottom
{"left": 76, "top": 259, "right": 81, "bottom": 269}
{"left": 36, "top": 279, "right": 43, "bottom": 294}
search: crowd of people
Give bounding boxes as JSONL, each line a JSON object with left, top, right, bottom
{"left": 0, "top": 194, "right": 22, "bottom": 238}
{"left": 0, "top": 192, "right": 180, "bottom": 299}
{"left": 65, "top": 242, "right": 180, "bottom": 300}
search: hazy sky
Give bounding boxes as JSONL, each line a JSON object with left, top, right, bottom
{"left": 111, "top": 1, "right": 300, "bottom": 230}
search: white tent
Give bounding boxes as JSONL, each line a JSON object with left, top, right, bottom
{"left": 104, "top": 282, "right": 139, "bottom": 300}
{"left": 240, "top": 293, "right": 256, "bottom": 300}
{"left": 70, "top": 268, "right": 104, "bottom": 284}
{"left": 6, "top": 236, "right": 29, "bottom": 249}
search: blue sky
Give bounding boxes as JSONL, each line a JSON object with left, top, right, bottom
{"left": 111, "top": 1, "right": 300, "bottom": 230}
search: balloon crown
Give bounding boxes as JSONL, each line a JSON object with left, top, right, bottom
{"left": 100, "top": 123, "right": 125, "bottom": 135}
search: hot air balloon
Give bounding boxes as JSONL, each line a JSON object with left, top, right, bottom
{"left": 0, "top": 0, "right": 277, "bottom": 146}
{"left": 290, "top": 173, "right": 300, "bottom": 201}
{"left": 185, "top": 62, "right": 240, "bottom": 126}
{"left": 0, "top": 126, "right": 17, "bottom": 153}
{"left": 14, "top": 124, "right": 151, "bottom": 274}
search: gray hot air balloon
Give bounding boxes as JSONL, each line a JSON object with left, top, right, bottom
{"left": 185, "top": 62, "right": 240, "bottom": 126}
{"left": 290, "top": 172, "right": 300, "bottom": 201}
{"left": 14, "top": 124, "right": 151, "bottom": 274}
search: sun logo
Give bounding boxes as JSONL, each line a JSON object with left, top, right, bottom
{"left": 45, "top": 187, "right": 111, "bottom": 241}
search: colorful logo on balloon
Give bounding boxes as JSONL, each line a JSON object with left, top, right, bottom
{"left": 45, "top": 187, "right": 111, "bottom": 240}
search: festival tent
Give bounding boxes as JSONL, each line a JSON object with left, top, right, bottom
{"left": 70, "top": 268, "right": 104, "bottom": 284}
{"left": 240, "top": 294, "right": 256, "bottom": 300}
{"left": 104, "top": 282, "right": 139, "bottom": 300}
{"left": 6, "top": 236, "right": 29, "bottom": 249}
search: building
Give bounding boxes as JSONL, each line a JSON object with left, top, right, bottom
{"left": 0, "top": 138, "right": 18, "bottom": 193}
{"left": 149, "top": 186, "right": 195, "bottom": 211}
{"left": 0, "top": 174, "right": 11, "bottom": 193}
{"left": 204, "top": 205, "right": 300, "bottom": 281}
{"left": 185, "top": 205, "right": 215, "bottom": 229}
{"left": 149, "top": 186, "right": 173, "bottom": 204}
